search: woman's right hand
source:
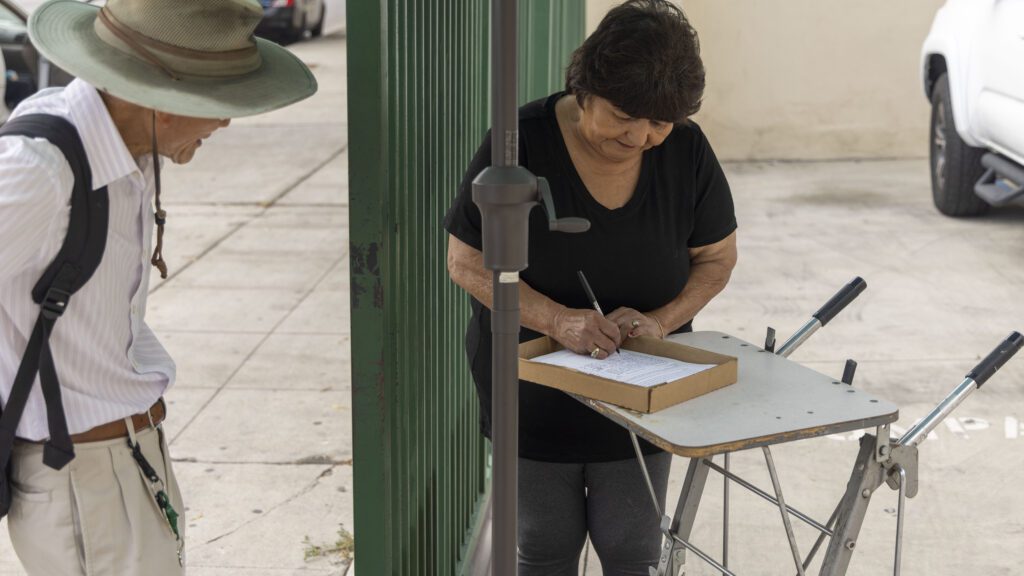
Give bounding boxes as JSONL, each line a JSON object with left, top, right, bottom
{"left": 550, "top": 307, "right": 622, "bottom": 360}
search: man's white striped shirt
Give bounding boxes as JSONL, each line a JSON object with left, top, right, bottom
{"left": 0, "top": 79, "right": 174, "bottom": 441}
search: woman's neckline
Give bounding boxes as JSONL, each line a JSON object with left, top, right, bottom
{"left": 548, "top": 93, "right": 651, "bottom": 215}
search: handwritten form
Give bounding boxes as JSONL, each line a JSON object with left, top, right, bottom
{"left": 531, "top": 349, "right": 716, "bottom": 388}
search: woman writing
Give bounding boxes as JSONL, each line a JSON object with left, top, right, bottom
{"left": 445, "top": 1, "right": 737, "bottom": 573}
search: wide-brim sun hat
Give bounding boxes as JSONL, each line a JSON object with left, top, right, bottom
{"left": 28, "top": 0, "right": 318, "bottom": 119}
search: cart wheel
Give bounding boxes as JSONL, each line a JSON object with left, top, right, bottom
{"left": 929, "top": 74, "right": 989, "bottom": 217}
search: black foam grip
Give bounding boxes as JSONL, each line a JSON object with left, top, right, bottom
{"left": 967, "top": 332, "right": 1023, "bottom": 388}
{"left": 812, "top": 277, "right": 867, "bottom": 327}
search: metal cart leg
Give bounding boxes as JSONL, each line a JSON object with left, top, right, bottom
{"left": 723, "top": 452, "right": 730, "bottom": 571}
{"left": 819, "top": 435, "right": 885, "bottom": 576}
{"left": 893, "top": 466, "right": 906, "bottom": 576}
{"left": 763, "top": 447, "right": 806, "bottom": 576}
{"left": 798, "top": 502, "right": 841, "bottom": 574}
{"left": 654, "top": 457, "right": 711, "bottom": 576}
{"left": 631, "top": 431, "right": 664, "bottom": 519}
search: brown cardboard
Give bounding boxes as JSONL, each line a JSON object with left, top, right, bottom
{"left": 518, "top": 336, "right": 737, "bottom": 413}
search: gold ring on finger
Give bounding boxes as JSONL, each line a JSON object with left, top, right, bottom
{"left": 591, "top": 347, "right": 601, "bottom": 358}
{"left": 631, "top": 319, "right": 641, "bottom": 328}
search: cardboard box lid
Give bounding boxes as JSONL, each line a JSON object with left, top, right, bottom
{"left": 518, "top": 336, "right": 737, "bottom": 413}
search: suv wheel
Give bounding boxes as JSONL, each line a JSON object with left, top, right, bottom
{"left": 930, "top": 73, "right": 989, "bottom": 216}
{"left": 311, "top": 3, "right": 325, "bottom": 37}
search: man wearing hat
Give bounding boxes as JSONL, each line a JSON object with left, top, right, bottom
{"left": 0, "top": 0, "right": 316, "bottom": 573}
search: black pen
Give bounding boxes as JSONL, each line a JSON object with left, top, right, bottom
{"left": 576, "top": 270, "right": 620, "bottom": 354}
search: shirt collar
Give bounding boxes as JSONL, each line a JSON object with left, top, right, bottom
{"left": 64, "top": 79, "right": 144, "bottom": 191}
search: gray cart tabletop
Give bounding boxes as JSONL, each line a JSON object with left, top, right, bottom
{"left": 575, "top": 331, "right": 899, "bottom": 457}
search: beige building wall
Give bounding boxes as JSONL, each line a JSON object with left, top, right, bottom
{"left": 585, "top": 0, "right": 945, "bottom": 160}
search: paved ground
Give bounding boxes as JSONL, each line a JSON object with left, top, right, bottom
{"left": 2, "top": 30, "right": 1023, "bottom": 576}
{"left": 0, "top": 33, "right": 353, "bottom": 575}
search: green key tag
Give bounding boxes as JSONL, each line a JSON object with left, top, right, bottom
{"left": 156, "top": 490, "right": 181, "bottom": 540}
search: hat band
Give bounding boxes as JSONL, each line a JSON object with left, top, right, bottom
{"left": 94, "top": 7, "right": 262, "bottom": 80}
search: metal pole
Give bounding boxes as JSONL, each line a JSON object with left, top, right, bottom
{"left": 491, "top": 274, "right": 519, "bottom": 575}
{"left": 492, "top": 0, "right": 518, "bottom": 167}
{"left": 489, "top": 1, "right": 522, "bottom": 574}
{"left": 799, "top": 504, "right": 841, "bottom": 574}
{"left": 762, "top": 447, "right": 806, "bottom": 576}
{"left": 630, "top": 431, "right": 663, "bottom": 519}
{"left": 722, "top": 452, "right": 729, "bottom": 570}
{"left": 893, "top": 466, "right": 907, "bottom": 576}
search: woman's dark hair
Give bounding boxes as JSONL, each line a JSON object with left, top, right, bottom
{"left": 565, "top": 0, "right": 705, "bottom": 123}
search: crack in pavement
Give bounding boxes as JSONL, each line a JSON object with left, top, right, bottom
{"left": 200, "top": 465, "right": 339, "bottom": 547}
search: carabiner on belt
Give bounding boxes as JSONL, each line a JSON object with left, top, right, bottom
{"left": 126, "top": 418, "right": 184, "bottom": 567}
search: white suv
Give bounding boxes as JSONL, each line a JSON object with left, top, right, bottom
{"left": 921, "top": 0, "right": 1024, "bottom": 216}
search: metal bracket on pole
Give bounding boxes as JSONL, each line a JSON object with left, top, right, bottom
{"left": 884, "top": 444, "right": 919, "bottom": 498}
{"left": 874, "top": 424, "right": 890, "bottom": 464}
{"left": 473, "top": 167, "right": 539, "bottom": 271}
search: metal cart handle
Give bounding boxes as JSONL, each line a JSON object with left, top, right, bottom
{"left": 899, "top": 331, "right": 1022, "bottom": 447}
{"left": 813, "top": 277, "right": 867, "bottom": 327}
{"left": 967, "top": 331, "right": 1023, "bottom": 387}
{"left": 776, "top": 277, "right": 867, "bottom": 358}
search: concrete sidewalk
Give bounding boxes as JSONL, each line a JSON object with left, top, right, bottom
{"left": 0, "top": 33, "right": 353, "bottom": 575}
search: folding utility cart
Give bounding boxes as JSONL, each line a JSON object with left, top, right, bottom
{"left": 575, "top": 278, "right": 1022, "bottom": 576}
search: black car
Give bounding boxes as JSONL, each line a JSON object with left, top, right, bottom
{"left": 0, "top": 0, "right": 72, "bottom": 115}
{"left": 256, "top": 0, "right": 326, "bottom": 43}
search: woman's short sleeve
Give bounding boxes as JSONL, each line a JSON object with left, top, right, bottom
{"left": 688, "top": 128, "right": 737, "bottom": 248}
{"left": 443, "top": 132, "right": 492, "bottom": 251}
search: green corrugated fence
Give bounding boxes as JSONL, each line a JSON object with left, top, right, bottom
{"left": 519, "top": 1, "right": 587, "bottom": 104}
{"left": 347, "top": 1, "right": 584, "bottom": 574}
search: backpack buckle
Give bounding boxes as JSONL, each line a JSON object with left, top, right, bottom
{"left": 41, "top": 287, "right": 71, "bottom": 320}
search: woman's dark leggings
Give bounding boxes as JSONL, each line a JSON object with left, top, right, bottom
{"left": 517, "top": 452, "right": 672, "bottom": 576}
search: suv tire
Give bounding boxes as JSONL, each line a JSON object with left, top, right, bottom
{"left": 930, "top": 73, "right": 989, "bottom": 216}
{"left": 311, "top": 3, "right": 325, "bottom": 37}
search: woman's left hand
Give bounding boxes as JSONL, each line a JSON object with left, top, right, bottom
{"left": 606, "top": 307, "right": 667, "bottom": 341}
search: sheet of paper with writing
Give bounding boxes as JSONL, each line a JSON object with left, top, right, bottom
{"left": 531, "top": 349, "right": 716, "bottom": 388}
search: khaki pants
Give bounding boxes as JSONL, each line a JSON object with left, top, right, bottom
{"left": 7, "top": 424, "right": 185, "bottom": 576}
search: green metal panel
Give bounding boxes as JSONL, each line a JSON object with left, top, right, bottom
{"left": 519, "top": 0, "right": 585, "bottom": 103}
{"left": 348, "top": 2, "right": 584, "bottom": 574}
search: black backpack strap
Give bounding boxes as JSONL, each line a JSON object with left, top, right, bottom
{"left": 0, "top": 114, "right": 109, "bottom": 472}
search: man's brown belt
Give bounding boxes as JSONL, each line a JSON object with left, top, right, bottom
{"left": 69, "top": 398, "right": 167, "bottom": 444}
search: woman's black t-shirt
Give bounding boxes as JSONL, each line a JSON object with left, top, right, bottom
{"left": 444, "top": 92, "right": 737, "bottom": 463}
